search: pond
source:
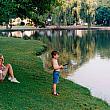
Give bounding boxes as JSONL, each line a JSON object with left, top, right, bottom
{"left": 1, "top": 29, "right": 110, "bottom": 104}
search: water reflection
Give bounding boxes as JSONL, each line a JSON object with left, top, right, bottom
{"left": 33, "top": 30, "right": 96, "bottom": 71}
{"left": 67, "top": 55, "right": 110, "bottom": 104}
{"left": 0, "top": 31, "right": 35, "bottom": 38}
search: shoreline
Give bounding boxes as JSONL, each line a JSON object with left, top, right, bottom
{"left": 1, "top": 25, "right": 110, "bottom": 32}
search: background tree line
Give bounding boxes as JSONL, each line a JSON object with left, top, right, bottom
{"left": 0, "top": 0, "right": 110, "bottom": 27}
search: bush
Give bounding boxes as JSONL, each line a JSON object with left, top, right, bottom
{"left": 36, "top": 45, "right": 47, "bottom": 55}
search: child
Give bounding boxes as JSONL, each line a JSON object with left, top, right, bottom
{"left": 0, "top": 54, "right": 20, "bottom": 83}
{"left": 51, "top": 51, "right": 63, "bottom": 96}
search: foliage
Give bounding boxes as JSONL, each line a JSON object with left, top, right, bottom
{"left": 97, "top": 0, "right": 110, "bottom": 7}
{"left": 79, "top": 0, "right": 97, "bottom": 26}
{"left": 0, "top": 0, "right": 56, "bottom": 26}
{"left": 80, "top": 0, "right": 88, "bottom": 22}
{"left": 95, "top": 6, "right": 110, "bottom": 25}
{"left": 15, "top": 0, "right": 56, "bottom": 25}
{"left": 36, "top": 45, "right": 47, "bottom": 56}
{"left": 51, "top": 0, "right": 78, "bottom": 25}
{"left": 0, "top": 0, "right": 17, "bottom": 25}
{"left": 1, "top": 0, "right": 110, "bottom": 26}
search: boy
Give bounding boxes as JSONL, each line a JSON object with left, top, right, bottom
{"left": 0, "top": 54, "right": 20, "bottom": 83}
{"left": 51, "top": 51, "right": 63, "bottom": 96}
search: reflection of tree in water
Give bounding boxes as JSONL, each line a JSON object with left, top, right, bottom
{"left": 33, "top": 30, "right": 96, "bottom": 74}
{"left": 33, "top": 30, "right": 110, "bottom": 75}
{"left": 95, "top": 30, "right": 110, "bottom": 59}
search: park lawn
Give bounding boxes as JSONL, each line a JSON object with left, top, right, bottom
{"left": 0, "top": 37, "right": 110, "bottom": 110}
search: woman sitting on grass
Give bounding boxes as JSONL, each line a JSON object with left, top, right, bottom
{"left": 0, "top": 54, "right": 20, "bottom": 83}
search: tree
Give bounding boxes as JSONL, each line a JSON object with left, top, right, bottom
{"left": 80, "top": 0, "right": 97, "bottom": 27}
{"left": 97, "top": 0, "right": 110, "bottom": 7}
{"left": 52, "top": 0, "right": 78, "bottom": 26}
{"left": 95, "top": 6, "right": 110, "bottom": 26}
{"left": 15, "top": 0, "right": 56, "bottom": 26}
{"left": 0, "top": 0, "right": 56, "bottom": 27}
{"left": 0, "top": 0, "right": 17, "bottom": 28}
{"left": 80, "top": 0, "right": 88, "bottom": 22}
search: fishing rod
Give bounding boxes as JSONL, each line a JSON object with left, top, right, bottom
{"left": 63, "top": 60, "right": 78, "bottom": 71}
{"left": 63, "top": 60, "right": 77, "bottom": 66}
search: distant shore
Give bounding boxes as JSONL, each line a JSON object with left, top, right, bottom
{"left": 1, "top": 25, "right": 110, "bottom": 31}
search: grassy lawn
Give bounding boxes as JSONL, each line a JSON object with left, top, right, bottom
{"left": 0, "top": 37, "right": 110, "bottom": 110}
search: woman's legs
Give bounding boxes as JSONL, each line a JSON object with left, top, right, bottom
{"left": 2, "top": 64, "right": 20, "bottom": 83}
{"left": 5, "top": 64, "right": 14, "bottom": 78}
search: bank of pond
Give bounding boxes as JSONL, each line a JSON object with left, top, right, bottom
{"left": 0, "top": 37, "right": 110, "bottom": 110}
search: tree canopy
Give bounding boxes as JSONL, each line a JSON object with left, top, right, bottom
{"left": 95, "top": 7, "right": 110, "bottom": 25}
{"left": 0, "top": 0, "right": 17, "bottom": 24}
{"left": 0, "top": 0, "right": 110, "bottom": 26}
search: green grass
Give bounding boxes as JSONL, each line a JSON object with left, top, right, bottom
{"left": 0, "top": 37, "right": 110, "bottom": 110}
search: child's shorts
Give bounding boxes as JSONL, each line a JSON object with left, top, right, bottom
{"left": 53, "top": 71, "right": 60, "bottom": 84}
